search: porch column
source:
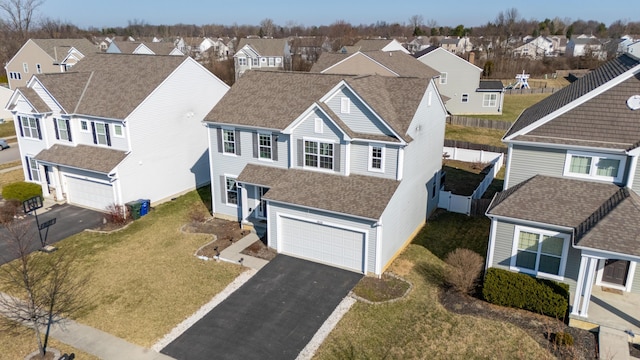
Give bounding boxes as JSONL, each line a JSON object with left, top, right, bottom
{"left": 239, "top": 185, "right": 249, "bottom": 224}
{"left": 52, "top": 166, "right": 63, "bottom": 201}
{"left": 571, "top": 255, "right": 598, "bottom": 317}
{"left": 580, "top": 257, "right": 599, "bottom": 317}
{"left": 571, "top": 255, "right": 588, "bottom": 316}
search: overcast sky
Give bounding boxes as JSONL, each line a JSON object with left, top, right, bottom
{"left": 37, "top": 0, "right": 634, "bottom": 30}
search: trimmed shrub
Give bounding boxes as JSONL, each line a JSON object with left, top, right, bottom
{"left": 444, "top": 248, "right": 484, "bottom": 295}
{"left": 552, "top": 331, "right": 574, "bottom": 346}
{"left": 2, "top": 181, "right": 42, "bottom": 202}
{"left": 482, "top": 267, "right": 569, "bottom": 319}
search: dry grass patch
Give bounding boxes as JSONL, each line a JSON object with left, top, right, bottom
{"left": 0, "top": 327, "right": 99, "bottom": 360}
{"left": 0, "top": 160, "right": 20, "bottom": 171}
{"left": 0, "top": 168, "right": 23, "bottom": 193}
{"left": 0, "top": 121, "right": 15, "bottom": 138}
{"left": 445, "top": 124, "right": 505, "bottom": 148}
{"left": 42, "top": 190, "right": 245, "bottom": 348}
{"left": 314, "top": 245, "right": 554, "bottom": 359}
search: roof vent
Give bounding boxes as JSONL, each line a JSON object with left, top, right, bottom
{"left": 627, "top": 95, "right": 640, "bottom": 110}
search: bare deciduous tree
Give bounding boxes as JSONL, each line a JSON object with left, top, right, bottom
{"left": 259, "top": 18, "right": 274, "bottom": 38}
{"left": 0, "top": 219, "right": 89, "bottom": 358}
{"left": 0, "top": 0, "right": 44, "bottom": 39}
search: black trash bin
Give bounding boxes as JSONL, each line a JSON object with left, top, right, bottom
{"left": 126, "top": 200, "right": 142, "bottom": 220}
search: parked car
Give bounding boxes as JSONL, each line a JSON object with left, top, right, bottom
{"left": 0, "top": 138, "right": 9, "bottom": 150}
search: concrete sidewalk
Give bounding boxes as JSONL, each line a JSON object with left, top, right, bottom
{"left": 217, "top": 232, "right": 269, "bottom": 270}
{"left": 599, "top": 327, "right": 630, "bottom": 360}
{"left": 0, "top": 292, "right": 174, "bottom": 360}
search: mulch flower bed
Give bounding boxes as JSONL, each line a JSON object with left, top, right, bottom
{"left": 439, "top": 288, "right": 598, "bottom": 359}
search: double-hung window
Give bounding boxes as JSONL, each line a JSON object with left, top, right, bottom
{"left": 268, "top": 57, "right": 275, "bottom": 66}
{"left": 258, "top": 133, "right": 272, "bottom": 159}
{"left": 461, "top": 94, "right": 469, "bottom": 103}
{"left": 483, "top": 93, "right": 497, "bottom": 107}
{"left": 19, "top": 116, "right": 41, "bottom": 139}
{"left": 252, "top": 57, "right": 259, "bottom": 66}
{"left": 237, "top": 57, "right": 247, "bottom": 66}
{"left": 305, "top": 140, "right": 333, "bottom": 170}
{"left": 368, "top": 144, "right": 384, "bottom": 172}
{"left": 563, "top": 151, "right": 625, "bottom": 183}
{"left": 54, "top": 118, "right": 72, "bottom": 141}
{"left": 26, "top": 156, "right": 40, "bottom": 181}
{"left": 439, "top": 72, "right": 447, "bottom": 84}
{"left": 223, "top": 129, "right": 236, "bottom": 154}
{"left": 225, "top": 176, "right": 238, "bottom": 205}
{"left": 511, "top": 226, "right": 569, "bottom": 279}
{"left": 92, "top": 122, "right": 111, "bottom": 146}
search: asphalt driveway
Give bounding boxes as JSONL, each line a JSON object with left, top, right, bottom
{"left": 0, "top": 204, "right": 104, "bottom": 265}
{"left": 161, "top": 255, "right": 363, "bottom": 360}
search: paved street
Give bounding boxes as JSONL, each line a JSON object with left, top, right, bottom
{"left": 0, "top": 204, "right": 104, "bottom": 265}
{"left": 0, "top": 141, "right": 19, "bottom": 164}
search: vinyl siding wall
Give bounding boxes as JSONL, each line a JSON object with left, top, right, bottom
{"left": 118, "top": 59, "right": 228, "bottom": 205}
{"left": 349, "top": 141, "right": 398, "bottom": 179}
{"left": 506, "top": 145, "right": 566, "bottom": 188}
{"left": 631, "top": 159, "right": 640, "bottom": 194}
{"left": 291, "top": 109, "right": 345, "bottom": 174}
{"left": 6, "top": 41, "right": 61, "bottom": 89}
{"left": 379, "top": 82, "right": 446, "bottom": 269}
{"left": 210, "top": 128, "right": 289, "bottom": 218}
{"left": 325, "top": 88, "right": 393, "bottom": 136}
{"left": 491, "top": 219, "right": 582, "bottom": 293}
{"left": 267, "top": 202, "right": 378, "bottom": 274}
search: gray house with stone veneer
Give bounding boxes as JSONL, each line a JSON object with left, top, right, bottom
{"left": 486, "top": 52, "right": 640, "bottom": 331}
{"left": 205, "top": 71, "right": 447, "bottom": 275}
{"left": 6, "top": 53, "right": 228, "bottom": 211}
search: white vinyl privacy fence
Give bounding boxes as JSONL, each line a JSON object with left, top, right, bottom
{"left": 438, "top": 147, "right": 504, "bottom": 215}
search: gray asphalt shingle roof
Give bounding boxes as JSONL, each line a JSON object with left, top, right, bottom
{"left": 31, "top": 53, "right": 187, "bottom": 119}
{"left": 487, "top": 175, "right": 640, "bottom": 257}
{"left": 31, "top": 38, "right": 98, "bottom": 61}
{"left": 505, "top": 54, "right": 640, "bottom": 140}
{"left": 237, "top": 164, "right": 399, "bottom": 220}
{"left": 35, "top": 144, "right": 127, "bottom": 173}
{"left": 236, "top": 38, "right": 287, "bottom": 57}
{"left": 205, "top": 71, "right": 430, "bottom": 142}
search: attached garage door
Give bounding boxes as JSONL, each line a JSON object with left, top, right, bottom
{"left": 279, "top": 216, "right": 365, "bottom": 273}
{"left": 66, "top": 176, "right": 114, "bottom": 211}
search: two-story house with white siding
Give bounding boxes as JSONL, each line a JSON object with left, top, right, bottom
{"left": 204, "top": 71, "right": 447, "bottom": 275}
{"left": 6, "top": 53, "right": 228, "bottom": 211}
{"left": 414, "top": 46, "right": 504, "bottom": 115}
{"left": 233, "top": 38, "right": 290, "bottom": 80}
{"left": 485, "top": 53, "right": 640, "bottom": 333}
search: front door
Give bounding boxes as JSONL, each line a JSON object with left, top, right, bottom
{"left": 602, "top": 259, "right": 630, "bottom": 286}
{"left": 256, "top": 187, "right": 268, "bottom": 219}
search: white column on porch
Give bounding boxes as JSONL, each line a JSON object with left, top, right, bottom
{"left": 53, "top": 166, "right": 63, "bottom": 201}
{"left": 572, "top": 254, "right": 598, "bottom": 317}
{"left": 239, "top": 185, "right": 249, "bottom": 224}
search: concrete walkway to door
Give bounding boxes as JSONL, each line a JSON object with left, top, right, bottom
{"left": 160, "top": 255, "right": 362, "bottom": 360}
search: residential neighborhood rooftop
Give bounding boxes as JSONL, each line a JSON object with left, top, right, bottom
{"left": 30, "top": 38, "right": 98, "bottom": 61}
{"left": 311, "top": 50, "right": 440, "bottom": 79}
{"left": 238, "top": 164, "right": 399, "bottom": 220}
{"left": 35, "top": 144, "right": 128, "bottom": 173}
{"left": 236, "top": 38, "right": 288, "bottom": 56}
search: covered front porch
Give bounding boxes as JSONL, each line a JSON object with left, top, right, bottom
{"left": 570, "top": 252, "right": 640, "bottom": 340}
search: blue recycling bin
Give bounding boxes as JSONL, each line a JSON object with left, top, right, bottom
{"left": 138, "top": 199, "right": 150, "bottom": 217}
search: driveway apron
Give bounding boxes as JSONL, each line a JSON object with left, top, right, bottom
{"left": 161, "top": 255, "right": 363, "bottom": 360}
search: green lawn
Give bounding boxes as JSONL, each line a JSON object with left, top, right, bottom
{"left": 1, "top": 187, "right": 245, "bottom": 348}
{"left": 445, "top": 124, "right": 505, "bottom": 148}
{"left": 314, "top": 243, "right": 553, "bottom": 359}
{"left": 473, "top": 93, "right": 551, "bottom": 122}
{"left": 0, "top": 121, "right": 16, "bottom": 138}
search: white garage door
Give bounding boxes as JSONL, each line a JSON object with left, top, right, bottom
{"left": 66, "top": 176, "right": 114, "bottom": 211}
{"left": 279, "top": 216, "right": 365, "bottom": 273}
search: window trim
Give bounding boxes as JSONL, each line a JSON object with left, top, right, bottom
{"left": 314, "top": 118, "right": 323, "bottom": 134}
{"left": 113, "top": 124, "right": 125, "bottom": 138}
{"left": 483, "top": 93, "right": 498, "bottom": 107}
{"left": 19, "top": 116, "right": 41, "bottom": 139}
{"left": 510, "top": 225, "right": 570, "bottom": 281}
{"left": 257, "top": 132, "right": 272, "bottom": 160}
{"left": 563, "top": 151, "right": 625, "bottom": 183}
{"left": 26, "top": 156, "right": 40, "bottom": 182}
{"left": 251, "top": 57, "right": 259, "bottom": 66}
{"left": 368, "top": 144, "right": 385, "bottom": 172}
{"left": 80, "top": 120, "right": 89, "bottom": 132}
{"left": 54, "top": 118, "right": 72, "bottom": 142}
{"left": 237, "top": 57, "right": 247, "bottom": 66}
{"left": 439, "top": 72, "right": 447, "bottom": 84}
{"left": 36, "top": 63, "right": 42, "bottom": 74}
{"left": 23, "top": 62, "right": 28, "bottom": 73}
{"left": 303, "top": 138, "right": 335, "bottom": 171}
{"left": 92, "top": 121, "right": 111, "bottom": 146}
{"left": 222, "top": 128, "right": 237, "bottom": 155}
{"left": 268, "top": 57, "right": 275, "bottom": 66}
{"left": 340, "top": 97, "right": 350, "bottom": 114}
{"left": 224, "top": 175, "right": 238, "bottom": 206}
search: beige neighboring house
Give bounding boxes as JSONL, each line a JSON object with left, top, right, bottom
{"left": 233, "top": 38, "right": 291, "bottom": 80}
{"left": 0, "top": 85, "right": 14, "bottom": 120}
{"left": 106, "top": 40, "right": 184, "bottom": 55}
{"left": 311, "top": 50, "right": 439, "bottom": 80}
{"left": 5, "top": 38, "right": 97, "bottom": 89}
